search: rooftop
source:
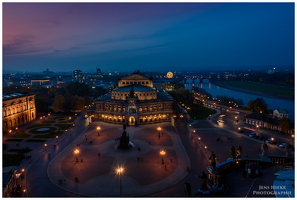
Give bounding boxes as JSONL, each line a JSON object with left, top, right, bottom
{"left": 2, "top": 93, "right": 34, "bottom": 101}
{"left": 276, "top": 108, "right": 289, "bottom": 114}
{"left": 113, "top": 85, "right": 155, "bottom": 92}
{"left": 94, "top": 91, "right": 174, "bottom": 103}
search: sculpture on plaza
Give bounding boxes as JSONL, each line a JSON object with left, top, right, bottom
{"left": 261, "top": 141, "right": 268, "bottom": 156}
{"left": 236, "top": 145, "right": 242, "bottom": 158}
{"left": 285, "top": 143, "right": 293, "bottom": 158}
{"left": 198, "top": 172, "right": 208, "bottom": 191}
{"left": 118, "top": 130, "right": 130, "bottom": 149}
{"left": 230, "top": 145, "right": 236, "bottom": 159}
{"left": 209, "top": 151, "right": 217, "bottom": 171}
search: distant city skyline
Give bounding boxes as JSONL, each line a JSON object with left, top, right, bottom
{"left": 3, "top": 3, "right": 294, "bottom": 72}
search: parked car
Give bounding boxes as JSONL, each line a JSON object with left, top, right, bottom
{"left": 265, "top": 139, "right": 271, "bottom": 143}
{"left": 279, "top": 143, "right": 287, "bottom": 148}
{"left": 270, "top": 141, "right": 278, "bottom": 145}
{"left": 249, "top": 132, "right": 256, "bottom": 138}
{"left": 253, "top": 134, "right": 259, "bottom": 139}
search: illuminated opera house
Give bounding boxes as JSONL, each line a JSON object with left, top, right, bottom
{"left": 87, "top": 72, "right": 179, "bottom": 125}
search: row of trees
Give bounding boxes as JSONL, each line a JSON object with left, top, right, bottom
{"left": 192, "top": 86, "right": 213, "bottom": 99}
{"left": 3, "top": 82, "right": 108, "bottom": 114}
{"left": 215, "top": 95, "right": 244, "bottom": 106}
{"left": 231, "top": 72, "right": 294, "bottom": 87}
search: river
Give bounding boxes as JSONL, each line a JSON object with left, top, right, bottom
{"left": 185, "top": 83, "right": 295, "bottom": 121}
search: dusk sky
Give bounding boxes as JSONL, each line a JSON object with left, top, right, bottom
{"left": 3, "top": 3, "right": 294, "bottom": 72}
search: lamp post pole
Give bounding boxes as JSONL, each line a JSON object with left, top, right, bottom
{"left": 97, "top": 127, "right": 101, "bottom": 136}
{"left": 118, "top": 166, "right": 123, "bottom": 196}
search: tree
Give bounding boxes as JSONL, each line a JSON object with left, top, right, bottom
{"left": 280, "top": 118, "right": 291, "bottom": 134}
{"left": 53, "top": 95, "right": 65, "bottom": 112}
{"left": 247, "top": 100, "right": 253, "bottom": 110}
{"left": 253, "top": 98, "right": 268, "bottom": 113}
{"left": 65, "top": 82, "right": 91, "bottom": 97}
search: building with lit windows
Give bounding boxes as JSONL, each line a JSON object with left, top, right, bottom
{"left": 73, "top": 70, "right": 83, "bottom": 82}
{"left": 2, "top": 93, "right": 36, "bottom": 134}
{"left": 87, "top": 72, "right": 180, "bottom": 125}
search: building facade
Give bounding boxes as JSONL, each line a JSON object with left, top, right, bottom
{"left": 3, "top": 93, "right": 36, "bottom": 134}
{"left": 87, "top": 73, "right": 179, "bottom": 125}
{"left": 244, "top": 112, "right": 294, "bottom": 134}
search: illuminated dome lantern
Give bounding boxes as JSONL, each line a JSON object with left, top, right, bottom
{"left": 167, "top": 72, "right": 173, "bottom": 78}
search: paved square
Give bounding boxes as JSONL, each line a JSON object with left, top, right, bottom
{"left": 48, "top": 122, "right": 190, "bottom": 197}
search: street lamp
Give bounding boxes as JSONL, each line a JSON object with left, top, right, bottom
{"left": 157, "top": 127, "right": 161, "bottom": 138}
{"left": 117, "top": 166, "right": 123, "bottom": 196}
{"left": 97, "top": 126, "right": 101, "bottom": 136}
{"left": 74, "top": 149, "right": 79, "bottom": 162}
{"left": 160, "top": 150, "right": 166, "bottom": 164}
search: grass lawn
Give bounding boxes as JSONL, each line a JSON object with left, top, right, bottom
{"left": 58, "top": 120, "right": 70, "bottom": 123}
{"left": 32, "top": 134, "right": 55, "bottom": 138}
{"left": 3, "top": 154, "right": 25, "bottom": 167}
{"left": 12, "top": 131, "right": 30, "bottom": 138}
{"left": 188, "top": 106, "right": 217, "bottom": 120}
{"left": 41, "top": 120, "right": 56, "bottom": 123}
{"left": 29, "top": 127, "right": 56, "bottom": 134}
{"left": 25, "top": 139, "right": 47, "bottom": 143}
{"left": 55, "top": 124, "right": 72, "bottom": 130}
{"left": 5, "top": 139, "right": 23, "bottom": 142}
{"left": 48, "top": 117, "right": 65, "bottom": 120}
{"left": 7, "top": 148, "right": 32, "bottom": 154}
{"left": 28, "top": 124, "right": 53, "bottom": 129}
{"left": 223, "top": 81, "right": 294, "bottom": 97}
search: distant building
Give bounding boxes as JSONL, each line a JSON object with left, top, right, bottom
{"left": 42, "top": 68, "right": 54, "bottom": 75}
{"left": 7, "top": 79, "right": 31, "bottom": 87}
{"left": 273, "top": 108, "right": 289, "bottom": 119}
{"left": 73, "top": 70, "right": 83, "bottom": 82}
{"left": 153, "top": 80, "right": 166, "bottom": 91}
{"left": 244, "top": 112, "right": 294, "bottom": 134}
{"left": 97, "top": 68, "right": 101, "bottom": 75}
{"left": 3, "top": 93, "right": 36, "bottom": 134}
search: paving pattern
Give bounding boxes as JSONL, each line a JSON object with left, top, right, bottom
{"left": 47, "top": 122, "right": 190, "bottom": 197}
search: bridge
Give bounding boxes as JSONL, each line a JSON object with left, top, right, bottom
{"left": 180, "top": 76, "right": 210, "bottom": 84}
